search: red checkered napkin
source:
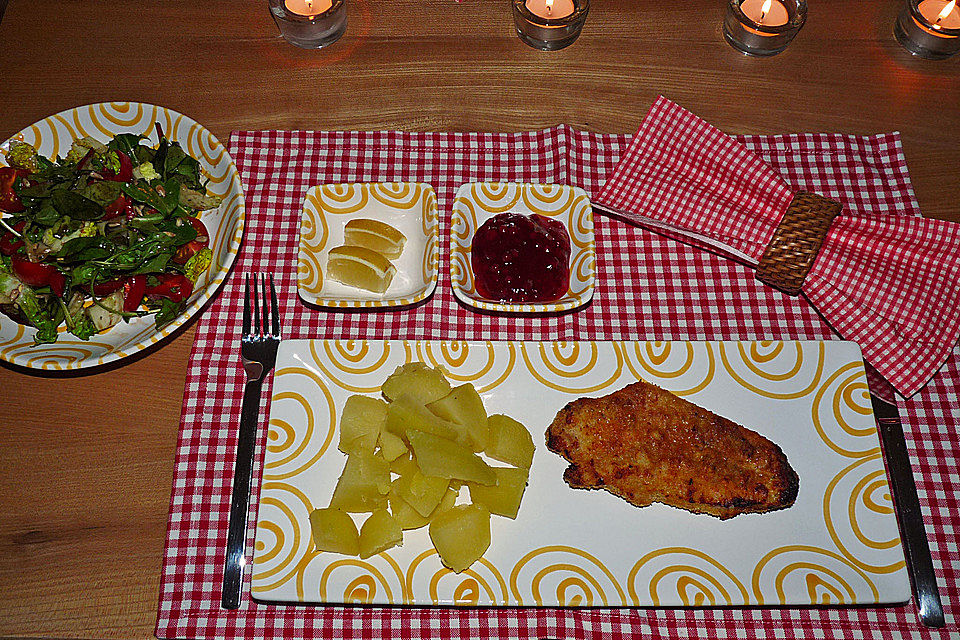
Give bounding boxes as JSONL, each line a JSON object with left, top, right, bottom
{"left": 595, "top": 96, "right": 960, "bottom": 398}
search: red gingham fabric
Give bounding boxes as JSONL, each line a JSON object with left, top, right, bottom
{"left": 594, "top": 96, "right": 960, "bottom": 398}
{"left": 155, "top": 125, "right": 959, "bottom": 639}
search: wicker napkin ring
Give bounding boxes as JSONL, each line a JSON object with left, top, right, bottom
{"left": 756, "top": 191, "right": 842, "bottom": 296}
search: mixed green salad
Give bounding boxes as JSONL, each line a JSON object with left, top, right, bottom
{"left": 0, "top": 127, "right": 222, "bottom": 345}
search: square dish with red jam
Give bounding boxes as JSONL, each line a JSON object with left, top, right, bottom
{"left": 449, "top": 183, "right": 595, "bottom": 314}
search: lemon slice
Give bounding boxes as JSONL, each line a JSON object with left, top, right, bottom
{"left": 344, "top": 219, "right": 407, "bottom": 260}
{"left": 327, "top": 245, "right": 397, "bottom": 293}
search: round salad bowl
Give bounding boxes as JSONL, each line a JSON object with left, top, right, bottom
{"left": 0, "top": 102, "right": 245, "bottom": 370}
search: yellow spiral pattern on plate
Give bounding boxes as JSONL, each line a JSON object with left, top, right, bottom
{"left": 510, "top": 545, "right": 626, "bottom": 606}
{"left": 251, "top": 482, "right": 315, "bottom": 593}
{"left": 752, "top": 545, "right": 879, "bottom": 605}
{"left": 264, "top": 365, "right": 337, "bottom": 480}
{"left": 0, "top": 102, "right": 244, "bottom": 369}
{"left": 719, "top": 341, "right": 825, "bottom": 399}
{"left": 406, "top": 550, "right": 510, "bottom": 605}
{"left": 415, "top": 341, "right": 517, "bottom": 393}
{"left": 312, "top": 554, "right": 406, "bottom": 603}
{"left": 448, "top": 182, "right": 595, "bottom": 313}
{"left": 811, "top": 361, "right": 879, "bottom": 458}
{"left": 296, "top": 183, "right": 439, "bottom": 308}
{"left": 623, "top": 341, "right": 715, "bottom": 396}
{"left": 627, "top": 548, "right": 749, "bottom": 606}
{"left": 521, "top": 342, "right": 624, "bottom": 393}
{"left": 822, "top": 454, "right": 905, "bottom": 574}
{"left": 306, "top": 340, "right": 395, "bottom": 393}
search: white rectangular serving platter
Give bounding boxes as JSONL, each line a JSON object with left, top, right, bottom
{"left": 251, "top": 339, "right": 909, "bottom": 607}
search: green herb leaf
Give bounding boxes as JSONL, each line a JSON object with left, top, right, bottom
{"left": 80, "top": 180, "right": 122, "bottom": 206}
{"left": 121, "top": 182, "right": 170, "bottom": 214}
{"left": 153, "top": 297, "right": 184, "bottom": 329}
{"left": 131, "top": 252, "right": 172, "bottom": 275}
{"left": 108, "top": 133, "right": 144, "bottom": 160}
{"left": 51, "top": 189, "right": 104, "bottom": 221}
{"left": 58, "top": 236, "right": 115, "bottom": 262}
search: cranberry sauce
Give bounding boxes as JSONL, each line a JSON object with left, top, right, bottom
{"left": 470, "top": 212, "right": 571, "bottom": 303}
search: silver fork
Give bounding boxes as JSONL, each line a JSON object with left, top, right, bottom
{"left": 221, "top": 274, "right": 282, "bottom": 610}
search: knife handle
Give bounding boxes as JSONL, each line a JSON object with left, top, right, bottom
{"left": 221, "top": 377, "right": 265, "bottom": 610}
{"left": 874, "top": 406, "right": 945, "bottom": 628}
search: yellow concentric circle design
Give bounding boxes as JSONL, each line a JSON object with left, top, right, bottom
{"left": 719, "top": 341, "right": 825, "bottom": 399}
{"left": 623, "top": 341, "right": 715, "bottom": 396}
{"left": 510, "top": 545, "right": 626, "bottom": 606}
{"left": 811, "top": 361, "right": 879, "bottom": 458}
{"left": 752, "top": 545, "right": 879, "bottom": 605}
{"left": 521, "top": 342, "right": 624, "bottom": 393}
{"left": 628, "top": 547, "right": 749, "bottom": 606}
{"left": 406, "top": 550, "right": 509, "bottom": 605}
{"left": 415, "top": 341, "right": 517, "bottom": 392}
{"left": 823, "top": 454, "right": 905, "bottom": 574}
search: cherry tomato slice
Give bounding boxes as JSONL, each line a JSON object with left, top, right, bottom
{"left": 103, "top": 194, "right": 133, "bottom": 220}
{"left": 172, "top": 240, "right": 207, "bottom": 265}
{"left": 0, "top": 220, "right": 27, "bottom": 256}
{"left": 11, "top": 256, "right": 66, "bottom": 297}
{"left": 144, "top": 273, "right": 193, "bottom": 303}
{"left": 123, "top": 275, "right": 146, "bottom": 312}
{"left": 0, "top": 167, "right": 27, "bottom": 213}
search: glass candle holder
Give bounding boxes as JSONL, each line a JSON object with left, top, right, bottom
{"left": 512, "top": 0, "right": 590, "bottom": 51}
{"left": 723, "top": 0, "right": 807, "bottom": 56}
{"left": 895, "top": 0, "right": 960, "bottom": 59}
{"left": 269, "top": 0, "right": 347, "bottom": 49}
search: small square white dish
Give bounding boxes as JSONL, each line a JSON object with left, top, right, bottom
{"left": 297, "top": 182, "right": 439, "bottom": 308}
{"left": 449, "top": 182, "right": 595, "bottom": 314}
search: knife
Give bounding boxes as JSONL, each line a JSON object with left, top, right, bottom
{"left": 870, "top": 394, "right": 945, "bottom": 627}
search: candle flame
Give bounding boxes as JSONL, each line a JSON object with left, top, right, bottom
{"left": 937, "top": 0, "right": 956, "bottom": 23}
{"left": 759, "top": 0, "right": 773, "bottom": 22}
{"left": 546, "top": 0, "right": 554, "bottom": 14}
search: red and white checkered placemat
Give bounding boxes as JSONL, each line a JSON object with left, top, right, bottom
{"left": 155, "top": 127, "right": 958, "bottom": 639}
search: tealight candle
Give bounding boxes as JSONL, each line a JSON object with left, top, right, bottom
{"left": 285, "top": 0, "right": 333, "bottom": 16}
{"left": 918, "top": 0, "right": 960, "bottom": 27}
{"left": 723, "top": 0, "right": 807, "bottom": 56}
{"left": 512, "top": 0, "right": 589, "bottom": 51}
{"left": 268, "top": 0, "right": 347, "bottom": 49}
{"left": 896, "top": 0, "right": 960, "bottom": 58}
{"left": 738, "top": 0, "right": 789, "bottom": 26}
{"left": 525, "top": 0, "right": 575, "bottom": 20}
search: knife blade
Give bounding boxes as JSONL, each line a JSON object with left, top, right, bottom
{"left": 870, "top": 394, "right": 944, "bottom": 627}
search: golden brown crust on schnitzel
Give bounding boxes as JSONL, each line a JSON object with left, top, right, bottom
{"left": 545, "top": 380, "right": 799, "bottom": 519}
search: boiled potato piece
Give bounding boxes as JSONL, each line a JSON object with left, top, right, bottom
{"left": 385, "top": 394, "right": 462, "bottom": 442}
{"left": 393, "top": 467, "right": 450, "bottom": 517}
{"left": 390, "top": 451, "right": 418, "bottom": 477}
{"left": 359, "top": 509, "right": 403, "bottom": 558}
{"left": 406, "top": 429, "right": 496, "bottom": 486}
{"left": 381, "top": 362, "right": 451, "bottom": 404}
{"left": 427, "top": 384, "right": 489, "bottom": 451}
{"left": 389, "top": 486, "right": 458, "bottom": 530}
{"left": 309, "top": 507, "right": 360, "bottom": 555}
{"left": 429, "top": 504, "right": 491, "bottom": 573}
{"left": 338, "top": 395, "right": 388, "bottom": 454}
{"left": 485, "top": 414, "right": 535, "bottom": 469}
{"left": 467, "top": 466, "right": 529, "bottom": 519}
{"left": 389, "top": 493, "right": 431, "bottom": 530}
{"left": 329, "top": 451, "right": 391, "bottom": 512}
{"left": 377, "top": 429, "right": 408, "bottom": 461}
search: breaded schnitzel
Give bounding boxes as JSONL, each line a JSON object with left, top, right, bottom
{"left": 545, "top": 380, "right": 799, "bottom": 519}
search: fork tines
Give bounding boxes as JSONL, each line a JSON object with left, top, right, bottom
{"left": 243, "top": 274, "right": 280, "bottom": 338}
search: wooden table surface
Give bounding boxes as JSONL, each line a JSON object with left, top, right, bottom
{"left": 0, "top": 0, "right": 957, "bottom": 637}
